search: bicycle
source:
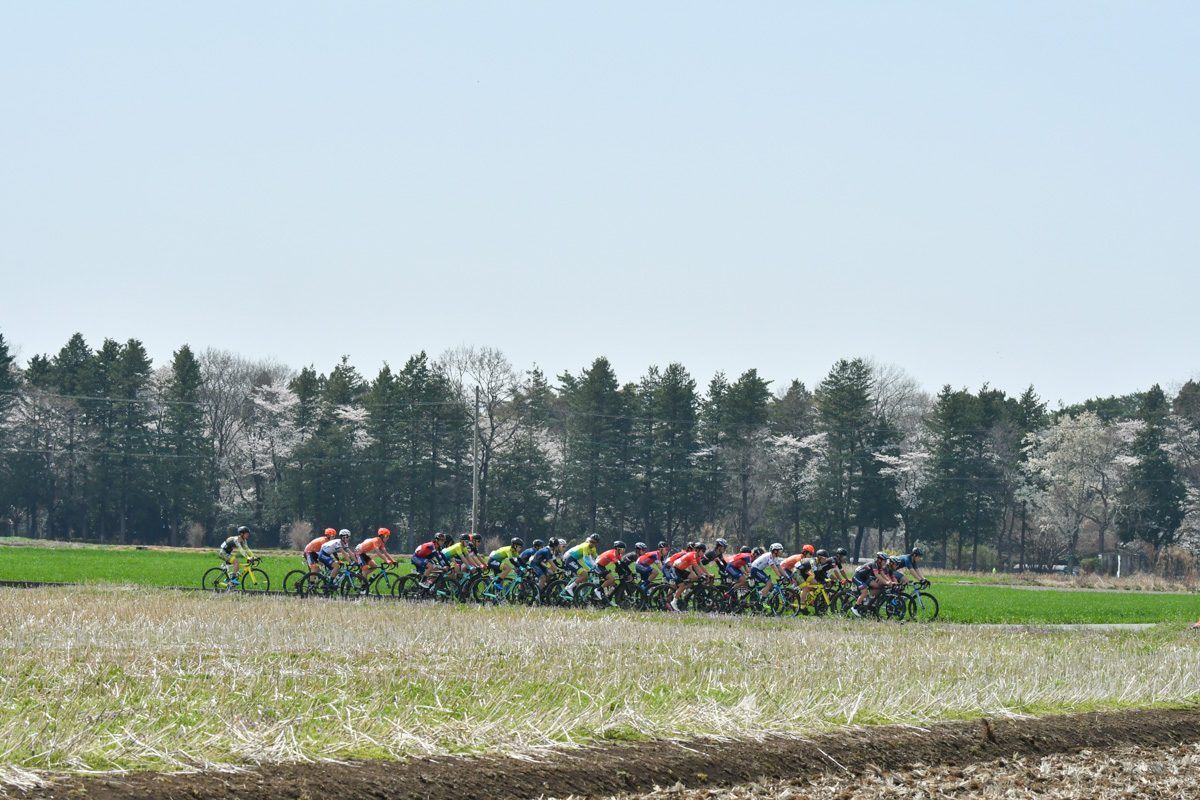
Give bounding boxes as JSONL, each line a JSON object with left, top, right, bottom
{"left": 202, "top": 556, "right": 269, "bottom": 593}
{"left": 902, "top": 579, "right": 939, "bottom": 622}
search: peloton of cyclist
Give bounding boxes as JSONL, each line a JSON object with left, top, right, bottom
{"left": 593, "top": 540, "right": 627, "bottom": 602}
{"left": 412, "top": 532, "right": 453, "bottom": 587}
{"left": 354, "top": 527, "right": 396, "bottom": 592}
{"left": 529, "top": 538, "right": 562, "bottom": 590}
{"left": 304, "top": 528, "right": 336, "bottom": 572}
{"left": 724, "top": 546, "right": 757, "bottom": 593}
{"left": 851, "top": 551, "right": 897, "bottom": 615}
{"left": 218, "top": 526, "right": 254, "bottom": 582}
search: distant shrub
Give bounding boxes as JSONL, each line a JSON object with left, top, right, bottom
{"left": 185, "top": 523, "right": 207, "bottom": 548}
{"left": 285, "top": 520, "right": 314, "bottom": 551}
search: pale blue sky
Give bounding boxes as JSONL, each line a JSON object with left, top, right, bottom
{"left": 3, "top": 2, "right": 1197, "bottom": 406}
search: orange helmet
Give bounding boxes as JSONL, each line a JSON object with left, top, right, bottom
{"left": 378, "top": 527, "right": 391, "bottom": 539}
{"left": 324, "top": 528, "right": 336, "bottom": 538}
{"left": 802, "top": 544, "right": 815, "bottom": 555}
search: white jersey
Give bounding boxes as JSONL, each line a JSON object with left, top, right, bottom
{"left": 752, "top": 553, "right": 780, "bottom": 572}
{"left": 320, "top": 539, "right": 348, "bottom": 557}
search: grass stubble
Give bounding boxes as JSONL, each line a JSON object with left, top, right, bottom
{"left": 0, "top": 586, "right": 1198, "bottom": 775}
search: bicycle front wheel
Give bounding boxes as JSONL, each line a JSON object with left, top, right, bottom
{"left": 283, "top": 569, "right": 307, "bottom": 596}
{"left": 202, "top": 567, "right": 230, "bottom": 591}
{"left": 240, "top": 568, "right": 270, "bottom": 594}
{"left": 907, "top": 591, "right": 940, "bottom": 622}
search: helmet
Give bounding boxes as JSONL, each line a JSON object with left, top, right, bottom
{"left": 532, "top": 539, "right": 546, "bottom": 549}
{"left": 658, "top": 541, "right": 669, "bottom": 549}
{"left": 237, "top": 526, "right": 250, "bottom": 537}
{"left": 888, "top": 556, "right": 902, "bottom": 566}
{"left": 802, "top": 544, "right": 815, "bottom": 555}
{"left": 875, "top": 551, "right": 888, "bottom": 561}
{"left": 612, "top": 540, "right": 626, "bottom": 550}
{"left": 470, "top": 533, "right": 482, "bottom": 542}
{"left": 770, "top": 542, "right": 784, "bottom": 553}
{"left": 510, "top": 537, "right": 524, "bottom": 548}
{"left": 816, "top": 549, "right": 829, "bottom": 559}
{"left": 693, "top": 542, "right": 706, "bottom": 552}
{"left": 752, "top": 546, "right": 765, "bottom": 557}
{"left": 324, "top": 528, "right": 336, "bottom": 537}
{"left": 378, "top": 527, "right": 391, "bottom": 539}
{"left": 911, "top": 547, "right": 924, "bottom": 558}
{"left": 435, "top": 532, "right": 450, "bottom": 543}
{"left": 715, "top": 538, "right": 728, "bottom": 548}
{"left": 740, "top": 546, "right": 752, "bottom": 554}
{"left": 339, "top": 530, "right": 350, "bottom": 540}
{"left": 557, "top": 538, "right": 568, "bottom": 547}
{"left": 634, "top": 542, "right": 647, "bottom": 551}
{"left": 586, "top": 533, "right": 601, "bottom": 544}
{"left": 836, "top": 547, "right": 848, "bottom": 558}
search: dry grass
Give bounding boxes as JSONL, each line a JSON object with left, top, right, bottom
{"left": 1, "top": 586, "right": 1198, "bottom": 772}
{"left": 607, "top": 742, "right": 1200, "bottom": 799}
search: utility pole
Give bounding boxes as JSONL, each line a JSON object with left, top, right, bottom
{"left": 471, "top": 385, "right": 480, "bottom": 537}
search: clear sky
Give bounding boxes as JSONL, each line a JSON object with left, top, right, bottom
{"left": 3, "top": 2, "right": 1197, "bottom": 407}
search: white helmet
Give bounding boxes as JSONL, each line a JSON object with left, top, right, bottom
{"left": 338, "top": 529, "right": 351, "bottom": 540}
{"left": 770, "top": 542, "right": 784, "bottom": 552}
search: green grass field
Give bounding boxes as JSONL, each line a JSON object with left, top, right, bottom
{"left": 0, "top": 543, "right": 1196, "bottom": 624}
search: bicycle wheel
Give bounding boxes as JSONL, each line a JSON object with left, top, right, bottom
{"left": 646, "top": 584, "right": 672, "bottom": 612}
{"left": 240, "top": 568, "right": 270, "bottom": 594}
{"left": 371, "top": 569, "right": 399, "bottom": 598}
{"left": 393, "top": 574, "right": 417, "bottom": 600}
{"left": 613, "top": 581, "right": 642, "bottom": 611}
{"left": 515, "top": 577, "right": 540, "bottom": 606}
{"left": 283, "top": 569, "right": 308, "bottom": 596}
{"left": 296, "top": 572, "right": 324, "bottom": 598}
{"left": 907, "top": 591, "right": 940, "bottom": 622}
{"left": 202, "top": 567, "right": 230, "bottom": 591}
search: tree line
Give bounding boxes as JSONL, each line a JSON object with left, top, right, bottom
{"left": 1, "top": 331, "right": 1197, "bottom": 570}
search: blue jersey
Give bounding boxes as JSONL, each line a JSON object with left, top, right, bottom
{"left": 531, "top": 546, "right": 555, "bottom": 565}
{"left": 892, "top": 554, "right": 917, "bottom": 571}
{"left": 518, "top": 547, "right": 537, "bottom": 565}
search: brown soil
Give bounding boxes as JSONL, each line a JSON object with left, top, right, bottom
{"left": 11, "top": 708, "right": 1200, "bottom": 800}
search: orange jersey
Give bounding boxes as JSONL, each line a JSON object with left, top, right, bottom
{"left": 355, "top": 537, "right": 386, "bottom": 556}
{"left": 780, "top": 554, "right": 805, "bottom": 572}
{"left": 304, "top": 535, "right": 331, "bottom": 554}
{"left": 670, "top": 551, "right": 700, "bottom": 571}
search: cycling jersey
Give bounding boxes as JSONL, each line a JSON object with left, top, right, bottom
{"left": 621, "top": 552, "right": 641, "bottom": 566}
{"left": 565, "top": 543, "right": 598, "bottom": 567}
{"left": 489, "top": 545, "right": 521, "bottom": 563}
{"left": 637, "top": 551, "right": 664, "bottom": 567}
{"left": 812, "top": 559, "right": 836, "bottom": 582}
{"left": 891, "top": 554, "right": 918, "bottom": 571}
{"left": 304, "top": 536, "right": 331, "bottom": 555}
{"left": 701, "top": 549, "right": 727, "bottom": 568}
{"left": 518, "top": 546, "right": 537, "bottom": 565}
{"left": 356, "top": 537, "right": 387, "bottom": 556}
{"left": 670, "top": 551, "right": 700, "bottom": 572}
{"left": 852, "top": 563, "right": 877, "bottom": 586}
{"left": 596, "top": 549, "right": 622, "bottom": 567}
{"left": 220, "top": 536, "right": 249, "bottom": 556}
{"left": 780, "top": 554, "right": 805, "bottom": 573}
{"left": 414, "top": 541, "right": 440, "bottom": 559}
{"left": 442, "top": 542, "right": 473, "bottom": 560}
{"left": 320, "top": 539, "right": 348, "bottom": 557}
{"left": 792, "top": 557, "right": 818, "bottom": 577}
{"left": 726, "top": 553, "right": 753, "bottom": 570}
{"left": 751, "top": 553, "right": 781, "bottom": 572}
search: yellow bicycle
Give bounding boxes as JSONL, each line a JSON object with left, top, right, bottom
{"left": 202, "top": 556, "right": 270, "bottom": 593}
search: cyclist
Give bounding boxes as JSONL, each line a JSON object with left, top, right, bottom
{"left": 412, "top": 532, "right": 452, "bottom": 587}
{"left": 724, "top": 546, "right": 757, "bottom": 594}
{"left": 593, "top": 540, "right": 627, "bottom": 602}
{"left": 635, "top": 541, "right": 670, "bottom": 585}
{"left": 890, "top": 547, "right": 929, "bottom": 587}
{"left": 851, "top": 551, "right": 893, "bottom": 615}
{"left": 563, "top": 534, "right": 601, "bottom": 598}
{"left": 317, "top": 530, "right": 353, "bottom": 583}
{"left": 529, "top": 538, "right": 562, "bottom": 590}
{"left": 488, "top": 537, "right": 525, "bottom": 585}
{"left": 750, "top": 543, "right": 787, "bottom": 602}
{"left": 779, "top": 544, "right": 815, "bottom": 587}
{"left": 620, "top": 542, "right": 647, "bottom": 576}
{"left": 354, "top": 527, "right": 397, "bottom": 592}
{"left": 828, "top": 547, "right": 853, "bottom": 583}
{"left": 304, "top": 528, "right": 337, "bottom": 573}
{"left": 218, "top": 526, "right": 254, "bottom": 583}
{"left": 665, "top": 542, "right": 710, "bottom": 612}
{"left": 443, "top": 533, "right": 483, "bottom": 577}
{"left": 700, "top": 538, "right": 729, "bottom": 577}
{"left": 518, "top": 538, "right": 546, "bottom": 568}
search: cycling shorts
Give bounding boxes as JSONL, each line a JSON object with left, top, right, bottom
{"left": 724, "top": 564, "right": 745, "bottom": 580}
{"left": 532, "top": 561, "right": 551, "bottom": 577}
{"left": 317, "top": 550, "right": 336, "bottom": 568}
{"left": 853, "top": 575, "right": 873, "bottom": 591}
{"left": 354, "top": 553, "right": 375, "bottom": 568}
{"left": 410, "top": 555, "right": 429, "bottom": 573}
{"left": 635, "top": 563, "right": 654, "bottom": 581}
{"left": 218, "top": 551, "right": 234, "bottom": 564}
{"left": 563, "top": 557, "right": 583, "bottom": 575}
{"left": 487, "top": 558, "right": 504, "bottom": 572}
{"left": 750, "top": 566, "right": 771, "bottom": 584}
{"left": 593, "top": 564, "right": 610, "bottom": 578}
{"left": 304, "top": 551, "right": 320, "bottom": 567}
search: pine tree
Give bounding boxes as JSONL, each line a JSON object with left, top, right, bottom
{"left": 813, "top": 359, "right": 874, "bottom": 557}
{"left": 160, "top": 345, "right": 211, "bottom": 546}
{"left": 1117, "top": 385, "right": 1186, "bottom": 555}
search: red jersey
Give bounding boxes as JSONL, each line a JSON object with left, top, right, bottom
{"left": 596, "top": 549, "right": 622, "bottom": 567}
{"left": 637, "top": 551, "right": 664, "bottom": 567}
{"left": 727, "top": 552, "right": 753, "bottom": 569}
{"left": 414, "top": 541, "right": 439, "bottom": 558}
